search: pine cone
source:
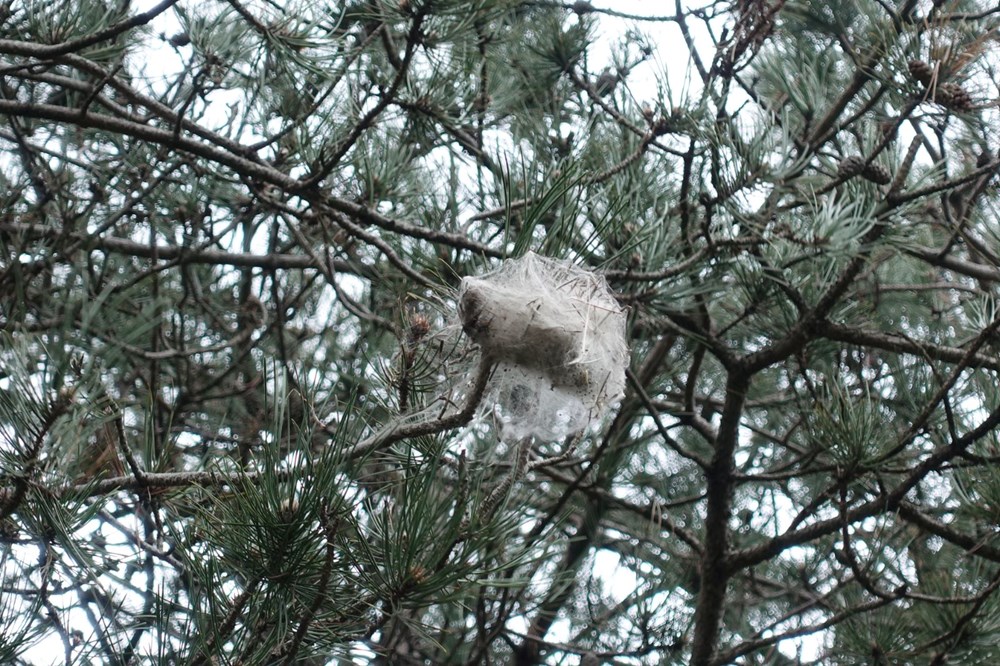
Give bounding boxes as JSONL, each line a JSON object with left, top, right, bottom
{"left": 862, "top": 163, "right": 892, "bottom": 185}
{"left": 908, "top": 59, "right": 934, "bottom": 86}
{"left": 936, "top": 82, "right": 974, "bottom": 111}
{"left": 838, "top": 156, "right": 866, "bottom": 179}
{"left": 838, "top": 157, "right": 891, "bottom": 185}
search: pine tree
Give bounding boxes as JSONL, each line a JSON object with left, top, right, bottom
{"left": 1, "top": 0, "right": 999, "bottom": 663}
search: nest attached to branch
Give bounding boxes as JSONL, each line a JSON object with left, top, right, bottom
{"left": 458, "top": 252, "right": 628, "bottom": 441}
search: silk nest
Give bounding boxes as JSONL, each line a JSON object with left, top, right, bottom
{"left": 458, "top": 252, "right": 628, "bottom": 441}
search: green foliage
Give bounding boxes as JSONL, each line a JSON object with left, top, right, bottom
{"left": 1, "top": 0, "right": 1000, "bottom": 663}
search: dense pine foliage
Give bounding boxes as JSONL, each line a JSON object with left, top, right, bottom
{"left": 1, "top": 0, "right": 999, "bottom": 663}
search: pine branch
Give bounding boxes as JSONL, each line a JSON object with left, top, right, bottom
{"left": 0, "top": 101, "right": 500, "bottom": 257}
{"left": 730, "top": 395, "right": 1000, "bottom": 573}
{"left": 712, "top": 593, "right": 901, "bottom": 665}
{"left": 0, "top": 222, "right": 373, "bottom": 276}
{"left": 896, "top": 501, "right": 1000, "bottom": 563}
{"left": 689, "top": 370, "right": 751, "bottom": 666}
{"left": 275, "top": 503, "right": 340, "bottom": 664}
{"left": 348, "top": 356, "right": 493, "bottom": 459}
{"left": 302, "top": 10, "right": 427, "bottom": 187}
{"left": 190, "top": 573, "right": 265, "bottom": 666}
{"left": 0, "top": 0, "right": 180, "bottom": 59}
{"left": 0, "top": 390, "right": 72, "bottom": 522}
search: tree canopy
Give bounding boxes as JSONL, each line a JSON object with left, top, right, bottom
{"left": 1, "top": 0, "right": 1000, "bottom": 663}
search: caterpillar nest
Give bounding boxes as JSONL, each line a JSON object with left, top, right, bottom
{"left": 458, "top": 252, "right": 628, "bottom": 441}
